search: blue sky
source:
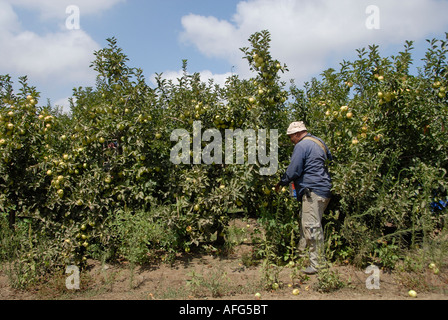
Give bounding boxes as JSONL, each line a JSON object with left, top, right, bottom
{"left": 1, "top": 0, "right": 448, "bottom": 113}
{"left": 83, "top": 0, "right": 241, "bottom": 77}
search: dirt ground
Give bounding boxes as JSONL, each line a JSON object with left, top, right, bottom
{"left": 1, "top": 220, "right": 447, "bottom": 302}
{"left": 2, "top": 250, "right": 447, "bottom": 302}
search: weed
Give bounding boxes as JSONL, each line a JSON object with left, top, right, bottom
{"left": 186, "top": 268, "right": 232, "bottom": 298}
{"left": 313, "top": 266, "right": 346, "bottom": 293}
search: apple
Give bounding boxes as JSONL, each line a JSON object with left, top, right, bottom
{"left": 374, "top": 134, "right": 383, "bottom": 142}
{"left": 378, "top": 92, "right": 384, "bottom": 99}
{"left": 346, "top": 112, "right": 353, "bottom": 119}
{"left": 384, "top": 92, "right": 395, "bottom": 102}
{"left": 340, "top": 106, "right": 348, "bottom": 112}
{"left": 61, "top": 135, "right": 67, "bottom": 141}
{"left": 194, "top": 204, "right": 200, "bottom": 212}
{"left": 292, "top": 289, "right": 300, "bottom": 295}
{"left": 0, "top": 139, "right": 6, "bottom": 146}
{"left": 254, "top": 292, "right": 261, "bottom": 300}
{"left": 249, "top": 97, "right": 256, "bottom": 104}
{"left": 76, "top": 200, "right": 83, "bottom": 206}
{"left": 272, "top": 283, "right": 279, "bottom": 290}
{"left": 432, "top": 81, "right": 441, "bottom": 89}
{"left": 6, "top": 123, "right": 14, "bottom": 130}
{"left": 352, "top": 138, "right": 359, "bottom": 145}
{"left": 429, "top": 263, "right": 436, "bottom": 269}
{"left": 57, "top": 189, "right": 64, "bottom": 198}
{"left": 99, "top": 137, "right": 105, "bottom": 144}
{"left": 155, "top": 133, "right": 162, "bottom": 139}
{"left": 408, "top": 290, "right": 417, "bottom": 298}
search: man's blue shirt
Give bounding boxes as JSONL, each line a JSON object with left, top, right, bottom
{"left": 280, "top": 134, "right": 332, "bottom": 199}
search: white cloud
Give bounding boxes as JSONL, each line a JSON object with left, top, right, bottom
{"left": 0, "top": 0, "right": 124, "bottom": 113}
{"left": 180, "top": 0, "right": 448, "bottom": 84}
{"left": 0, "top": 27, "right": 99, "bottom": 84}
{"left": 54, "top": 97, "right": 73, "bottom": 112}
{"left": 150, "top": 69, "right": 233, "bottom": 88}
{"left": 0, "top": 1, "right": 98, "bottom": 86}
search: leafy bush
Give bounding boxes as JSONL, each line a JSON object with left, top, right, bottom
{"left": 0, "top": 30, "right": 447, "bottom": 284}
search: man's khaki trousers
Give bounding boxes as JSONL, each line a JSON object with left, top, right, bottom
{"left": 298, "top": 192, "right": 330, "bottom": 270}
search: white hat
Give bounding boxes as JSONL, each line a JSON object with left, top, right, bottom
{"left": 287, "top": 121, "right": 307, "bottom": 135}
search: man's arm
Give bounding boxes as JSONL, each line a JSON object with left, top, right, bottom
{"left": 276, "top": 144, "right": 304, "bottom": 189}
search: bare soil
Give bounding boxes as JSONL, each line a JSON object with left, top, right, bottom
{"left": 1, "top": 220, "right": 447, "bottom": 301}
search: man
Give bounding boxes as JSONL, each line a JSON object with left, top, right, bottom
{"left": 276, "top": 121, "right": 332, "bottom": 274}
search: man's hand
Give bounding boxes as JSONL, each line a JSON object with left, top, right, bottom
{"left": 274, "top": 183, "right": 281, "bottom": 193}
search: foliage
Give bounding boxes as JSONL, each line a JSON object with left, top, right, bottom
{"left": 290, "top": 34, "right": 448, "bottom": 268}
{"left": 1, "top": 31, "right": 447, "bottom": 288}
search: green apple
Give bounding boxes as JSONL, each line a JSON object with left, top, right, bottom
{"left": 408, "top": 290, "right": 417, "bottom": 298}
